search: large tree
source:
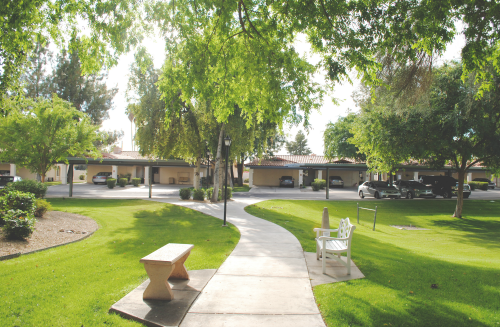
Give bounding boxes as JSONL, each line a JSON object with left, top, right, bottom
{"left": 324, "top": 113, "right": 366, "bottom": 162}
{"left": 0, "top": 96, "right": 102, "bottom": 182}
{"left": 286, "top": 131, "right": 312, "bottom": 155}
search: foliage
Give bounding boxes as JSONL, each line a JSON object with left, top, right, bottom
{"left": 179, "top": 188, "right": 192, "bottom": 200}
{"left": 131, "top": 178, "right": 141, "bottom": 187}
{"left": 34, "top": 199, "right": 52, "bottom": 217}
{"left": 118, "top": 178, "right": 127, "bottom": 187}
{"left": 232, "top": 184, "right": 250, "bottom": 192}
{"left": 106, "top": 178, "right": 116, "bottom": 189}
{"left": 469, "top": 182, "right": 488, "bottom": 191}
{"left": 93, "top": 130, "right": 124, "bottom": 152}
{"left": 79, "top": 174, "right": 85, "bottom": 180}
{"left": 0, "top": 96, "right": 101, "bottom": 182}
{"left": 3, "top": 180, "right": 47, "bottom": 199}
{"left": 2, "top": 209, "right": 37, "bottom": 240}
{"left": 286, "top": 131, "right": 312, "bottom": 155}
{"left": 246, "top": 199, "right": 500, "bottom": 327}
{"left": 324, "top": 114, "right": 365, "bottom": 162}
{"left": 244, "top": 178, "right": 249, "bottom": 183}
{"left": 311, "top": 181, "right": 321, "bottom": 191}
{"left": 118, "top": 173, "right": 131, "bottom": 182}
{"left": 1, "top": 191, "right": 36, "bottom": 216}
{"left": 223, "top": 187, "right": 233, "bottom": 200}
{"left": 314, "top": 179, "right": 326, "bottom": 189}
{"left": 206, "top": 188, "right": 222, "bottom": 202}
{"left": 192, "top": 189, "right": 206, "bottom": 201}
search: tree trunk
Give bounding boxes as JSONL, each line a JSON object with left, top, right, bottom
{"left": 211, "top": 126, "right": 224, "bottom": 202}
{"left": 230, "top": 161, "right": 235, "bottom": 187}
{"left": 454, "top": 169, "right": 466, "bottom": 218}
{"left": 237, "top": 157, "right": 244, "bottom": 186}
{"left": 194, "top": 156, "right": 201, "bottom": 190}
{"left": 229, "top": 161, "right": 234, "bottom": 188}
{"left": 219, "top": 155, "right": 224, "bottom": 193}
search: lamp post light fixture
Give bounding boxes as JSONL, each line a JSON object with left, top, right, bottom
{"left": 223, "top": 135, "right": 232, "bottom": 227}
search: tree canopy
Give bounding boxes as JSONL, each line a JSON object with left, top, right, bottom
{"left": 286, "top": 131, "right": 312, "bottom": 155}
{"left": 324, "top": 113, "right": 365, "bottom": 162}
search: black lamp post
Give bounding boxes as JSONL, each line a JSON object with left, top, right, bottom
{"left": 206, "top": 148, "right": 210, "bottom": 189}
{"left": 223, "top": 135, "right": 231, "bottom": 227}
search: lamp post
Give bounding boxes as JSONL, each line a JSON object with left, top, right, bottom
{"left": 223, "top": 135, "right": 232, "bottom": 227}
{"left": 206, "top": 148, "right": 211, "bottom": 189}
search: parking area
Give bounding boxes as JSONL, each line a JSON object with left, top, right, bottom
{"left": 46, "top": 183, "right": 500, "bottom": 201}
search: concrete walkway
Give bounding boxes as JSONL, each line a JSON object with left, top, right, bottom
{"left": 150, "top": 197, "right": 326, "bottom": 327}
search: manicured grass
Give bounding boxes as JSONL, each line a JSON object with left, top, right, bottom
{"left": 1, "top": 199, "right": 239, "bottom": 326}
{"left": 245, "top": 200, "right": 500, "bottom": 327}
{"left": 43, "top": 181, "right": 62, "bottom": 186}
{"left": 232, "top": 184, "right": 250, "bottom": 192}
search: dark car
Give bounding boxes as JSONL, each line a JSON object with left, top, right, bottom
{"left": 92, "top": 172, "right": 112, "bottom": 184}
{"left": 472, "top": 178, "right": 496, "bottom": 189}
{"left": 394, "top": 180, "right": 434, "bottom": 199}
{"left": 358, "top": 181, "right": 401, "bottom": 199}
{"left": 0, "top": 176, "right": 22, "bottom": 188}
{"left": 279, "top": 176, "right": 294, "bottom": 188}
{"left": 419, "top": 175, "right": 471, "bottom": 198}
{"left": 329, "top": 176, "right": 344, "bottom": 188}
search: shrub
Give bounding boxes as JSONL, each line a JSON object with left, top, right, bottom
{"left": 206, "top": 188, "right": 223, "bottom": 201}
{"left": 314, "top": 179, "right": 326, "bottom": 189}
{"left": 223, "top": 187, "right": 233, "bottom": 199}
{"left": 468, "top": 181, "right": 488, "bottom": 191}
{"left": 311, "top": 181, "right": 321, "bottom": 191}
{"left": 119, "top": 173, "right": 132, "bottom": 182}
{"left": 118, "top": 178, "right": 128, "bottom": 187}
{"left": 107, "top": 178, "right": 117, "bottom": 189}
{"left": 79, "top": 174, "right": 85, "bottom": 180}
{"left": 2, "top": 191, "right": 36, "bottom": 215}
{"left": 193, "top": 188, "right": 205, "bottom": 201}
{"left": 131, "top": 178, "right": 141, "bottom": 186}
{"left": 2, "top": 209, "right": 37, "bottom": 239}
{"left": 244, "top": 178, "right": 249, "bottom": 183}
{"left": 34, "top": 199, "right": 52, "bottom": 217}
{"left": 4, "top": 179, "right": 47, "bottom": 198}
{"left": 179, "top": 188, "right": 192, "bottom": 200}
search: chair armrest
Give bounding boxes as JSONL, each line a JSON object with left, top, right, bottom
{"left": 314, "top": 227, "right": 338, "bottom": 237}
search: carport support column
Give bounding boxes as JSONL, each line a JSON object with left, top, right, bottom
{"left": 144, "top": 166, "right": 150, "bottom": 186}
{"left": 318, "top": 170, "right": 322, "bottom": 180}
{"left": 149, "top": 166, "right": 153, "bottom": 198}
{"left": 326, "top": 168, "right": 330, "bottom": 200}
{"left": 68, "top": 164, "right": 73, "bottom": 197}
{"left": 249, "top": 169, "right": 254, "bottom": 188}
{"left": 366, "top": 171, "right": 371, "bottom": 182}
{"left": 414, "top": 171, "right": 419, "bottom": 181}
{"left": 467, "top": 172, "right": 472, "bottom": 182}
{"left": 10, "top": 164, "right": 16, "bottom": 176}
{"left": 61, "top": 164, "right": 68, "bottom": 185}
{"left": 112, "top": 166, "right": 118, "bottom": 180}
{"left": 299, "top": 170, "right": 303, "bottom": 187}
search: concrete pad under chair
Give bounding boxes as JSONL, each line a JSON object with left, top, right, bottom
{"left": 188, "top": 274, "right": 319, "bottom": 315}
{"left": 180, "top": 313, "right": 326, "bottom": 327}
{"left": 109, "top": 269, "right": 216, "bottom": 327}
{"left": 304, "top": 252, "right": 365, "bottom": 287}
{"left": 231, "top": 242, "right": 304, "bottom": 258}
{"left": 217, "top": 255, "right": 309, "bottom": 278}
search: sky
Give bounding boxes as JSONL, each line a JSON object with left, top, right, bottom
{"left": 102, "top": 31, "right": 465, "bottom": 155}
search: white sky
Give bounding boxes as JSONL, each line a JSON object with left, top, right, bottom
{"left": 103, "top": 31, "right": 465, "bottom": 155}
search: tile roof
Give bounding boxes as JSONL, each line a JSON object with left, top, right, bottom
{"left": 245, "top": 155, "right": 358, "bottom": 167}
{"left": 101, "top": 151, "right": 152, "bottom": 160}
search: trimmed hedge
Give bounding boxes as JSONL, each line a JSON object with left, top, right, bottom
{"left": 206, "top": 188, "right": 223, "bottom": 201}
{"left": 107, "top": 178, "right": 117, "bottom": 189}
{"left": 311, "top": 181, "right": 321, "bottom": 191}
{"left": 469, "top": 181, "right": 488, "bottom": 191}
{"left": 131, "top": 178, "right": 141, "bottom": 187}
{"left": 179, "top": 188, "right": 192, "bottom": 200}
{"left": 2, "top": 191, "right": 36, "bottom": 216}
{"left": 79, "top": 174, "right": 85, "bottom": 180}
{"left": 314, "top": 179, "right": 326, "bottom": 189}
{"left": 2, "top": 209, "right": 36, "bottom": 239}
{"left": 193, "top": 189, "right": 205, "bottom": 201}
{"left": 118, "top": 178, "right": 128, "bottom": 187}
{"left": 3, "top": 179, "right": 47, "bottom": 198}
{"left": 34, "top": 199, "right": 52, "bottom": 217}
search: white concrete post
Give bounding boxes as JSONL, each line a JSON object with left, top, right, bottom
{"left": 467, "top": 172, "right": 472, "bottom": 182}
{"left": 414, "top": 171, "right": 419, "bottom": 181}
{"left": 10, "top": 164, "right": 16, "bottom": 176}
{"left": 249, "top": 169, "right": 254, "bottom": 188}
{"left": 318, "top": 170, "right": 323, "bottom": 180}
{"left": 112, "top": 165, "right": 118, "bottom": 180}
{"left": 144, "top": 167, "right": 150, "bottom": 186}
{"left": 131, "top": 167, "right": 137, "bottom": 179}
{"left": 366, "top": 171, "right": 370, "bottom": 182}
{"left": 299, "top": 170, "right": 303, "bottom": 187}
{"left": 61, "top": 164, "right": 68, "bottom": 184}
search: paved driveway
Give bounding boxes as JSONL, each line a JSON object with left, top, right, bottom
{"left": 46, "top": 183, "right": 500, "bottom": 201}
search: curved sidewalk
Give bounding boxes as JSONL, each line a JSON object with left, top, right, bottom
{"left": 151, "top": 197, "right": 326, "bottom": 327}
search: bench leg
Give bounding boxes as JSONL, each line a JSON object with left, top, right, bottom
{"left": 322, "top": 248, "right": 327, "bottom": 274}
{"left": 316, "top": 242, "right": 320, "bottom": 260}
{"left": 143, "top": 263, "right": 175, "bottom": 300}
{"left": 347, "top": 250, "right": 351, "bottom": 275}
{"left": 169, "top": 250, "right": 191, "bottom": 280}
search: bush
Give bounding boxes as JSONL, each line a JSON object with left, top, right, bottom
{"left": 193, "top": 188, "right": 205, "bottom": 201}
{"left": 34, "top": 199, "right": 52, "bottom": 217}
{"left": 314, "top": 179, "right": 326, "bottom": 189}
{"left": 2, "top": 209, "right": 37, "bottom": 239}
{"left": 206, "top": 188, "right": 223, "bottom": 201}
{"left": 119, "top": 173, "right": 132, "bottom": 182}
{"left": 4, "top": 179, "right": 47, "bottom": 198}
{"left": 179, "top": 188, "right": 192, "bottom": 200}
{"left": 79, "top": 174, "right": 85, "bottom": 180}
{"left": 118, "top": 178, "right": 128, "bottom": 187}
{"left": 131, "top": 178, "right": 141, "bottom": 187}
{"left": 244, "top": 178, "right": 249, "bottom": 183}
{"left": 2, "top": 191, "right": 36, "bottom": 215}
{"left": 107, "top": 178, "right": 116, "bottom": 189}
{"left": 223, "top": 187, "right": 233, "bottom": 199}
{"left": 468, "top": 181, "right": 488, "bottom": 191}
{"left": 311, "top": 181, "right": 321, "bottom": 191}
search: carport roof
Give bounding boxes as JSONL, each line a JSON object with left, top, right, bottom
{"left": 64, "top": 151, "right": 204, "bottom": 167}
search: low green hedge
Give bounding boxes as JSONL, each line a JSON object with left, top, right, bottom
{"left": 193, "top": 188, "right": 205, "bottom": 201}
{"left": 107, "top": 178, "right": 116, "bottom": 189}
{"left": 179, "top": 188, "right": 192, "bottom": 200}
{"left": 118, "top": 178, "right": 128, "bottom": 187}
{"left": 469, "top": 181, "right": 488, "bottom": 191}
{"left": 2, "top": 179, "right": 47, "bottom": 198}
{"left": 314, "top": 179, "right": 326, "bottom": 189}
{"left": 311, "top": 181, "right": 321, "bottom": 191}
{"left": 131, "top": 178, "right": 141, "bottom": 187}
{"left": 34, "top": 199, "right": 52, "bottom": 217}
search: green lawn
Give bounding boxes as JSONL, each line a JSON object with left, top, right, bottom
{"left": 232, "top": 184, "right": 250, "bottom": 192}
{"left": 43, "top": 181, "right": 62, "bottom": 186}
{"left": 245, "top": 200, "right": 500, "bottom": 327}
{"left": 1, "top": 199, "right": 239, "bottom": 326}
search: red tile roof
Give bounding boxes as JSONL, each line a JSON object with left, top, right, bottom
{"left": 245, "top": 155, "right": 358, "bottom": 167}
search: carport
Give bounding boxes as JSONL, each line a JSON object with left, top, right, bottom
{"left": 62, "top": 157, "right": 205, "bottom": 198}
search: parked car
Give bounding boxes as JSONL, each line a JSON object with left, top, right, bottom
{"left": 393, "top": 180, "right": 434, "bottom": 199}
{"left": 472, "top": 178, "right": 496, "bottom": 189}
{"left": 0, "top": 176, "right": 22, "bottom": 188}
{"left": 358, "top": 181, "right": 401, "bottom": 199}
{"left": 92, "top": 172, "right": 112, "bottom": 185}
{"left": 329, "top": 176, "right": 344, "bottom": 188}
{"left": 419, "top": 175, "right": 471, "bottom": 198}
{"left": 279, "top": 176, "right": 294, "bottom": 188}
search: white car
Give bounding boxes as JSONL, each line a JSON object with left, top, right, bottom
{"left": 358, "top": 181, "right": 401, "bottom": 199}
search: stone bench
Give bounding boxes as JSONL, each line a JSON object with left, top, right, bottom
{"left": 140, "top": 243, "right": 194, "bottom": 300}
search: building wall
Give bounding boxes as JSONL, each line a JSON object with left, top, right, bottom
{"left": 253, "top": 169, "right": 299, "bottom": 187}
{"left": 159, "top": 167, "right": 194, "bottom": 184}
{"left": 86, "top": 165, "right": 113, "bottom": 183}
{"left": 17, "top": 167, "right": 38, "bottom": 180}
{"left": 117, "top": 166, "right": 136, "bottom": 178}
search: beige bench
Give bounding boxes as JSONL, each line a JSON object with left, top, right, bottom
{"left": 140, "top": 243, "right": 194, "bottom": 300}
{"left": 178, "top": 176, "right": 190, "bottom": 185}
